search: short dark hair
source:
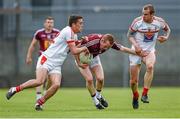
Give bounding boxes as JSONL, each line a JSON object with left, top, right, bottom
{"left": 68, "top": 15, "right": 83, "bottom": 27}
{"left": 143, "top": 4, "right": 155, "bottom": 14}
{"left": 45, "top": 16, "right": 54, "bottom": 21}
{"left": 104, "top": 34, "right": 115, "bottom": 45}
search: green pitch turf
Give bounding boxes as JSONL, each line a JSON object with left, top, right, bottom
{"left": 0, "top": 87, "right": 180, "bottom": 118}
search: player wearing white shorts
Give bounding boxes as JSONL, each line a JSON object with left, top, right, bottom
{"left": 6, "top": 15, "right": 88, "bottom": 111}
{"left": 26, "top": 16, "right": 60, "bottom": 103}
{"left": 127, "top": 4, "right": 171, "bottom": 109}
{"left": 75, "top": 34, "right": 147, "bottom": 110}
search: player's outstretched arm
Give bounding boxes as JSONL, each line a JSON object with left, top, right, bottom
{"left": 127, "top": 29, "right": 142, "bottom": 55}
{"left": 112, "top": 42, "right": 136, "bottom": 55}
{"left": 26, "top": 38, "right": 38, "bottom": 64}
{"left": 120, "top": 45, "right": 149, "bottom": 57}
{"left": 119, "top": 46, "right": 136, "bottom": 55}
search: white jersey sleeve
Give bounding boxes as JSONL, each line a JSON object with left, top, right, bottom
{"left": 61, "top": 27, "right": 77, "bottom": 44}
{"left": 154, "top": 16, "right": 167, "bottom": 29}
{"left": 42, "top": 26, "right": 77, "bottom": 64}
{"left": 130, "top": 17, "right": 142, "bottom": 31}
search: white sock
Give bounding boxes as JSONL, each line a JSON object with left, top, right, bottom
{"left": 92, "top": 96, "right": 99, "bottom": 105}
{"left": 96, "top": 91, "right": 102, "bottom": 99}
{"left": 43, "top": 90, "right": 46, "bottom": 95}
{"left": 36, "top": 93, "right": 42, "bottom": 101}
{"left": 11, "top": 87, "right": 17, "bottom": 93}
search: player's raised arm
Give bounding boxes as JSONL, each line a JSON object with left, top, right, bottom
{"left": 26, "top": 38, "right": 38, "bottom": 64}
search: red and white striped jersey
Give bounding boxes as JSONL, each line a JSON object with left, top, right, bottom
{"left": 129, "top": 16, "right": 168, "bottom": 51}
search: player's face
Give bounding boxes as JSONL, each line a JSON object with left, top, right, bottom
{"left": 142, "top": 9, "right": 153, "bottom": 23}
{"left": 100, "top": 38, "right": 112, "bottom": 50}
{"left": 72, "top": 18, "right": 84, "bottom": 33}
{"left": 44, "top": 19, "right": 54, "bottom": 31}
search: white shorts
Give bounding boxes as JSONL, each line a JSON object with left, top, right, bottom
{"left": 129, "top": 50, "right": 155, "bottom": 65}
{"left": 89, "top": 56, "right": 102, "bottom": 68}
{"left": 36, "top": 55, "right": 62, "bottom": 75}
{"left": 129, "top": 54, "right": 142, "bottom": 65}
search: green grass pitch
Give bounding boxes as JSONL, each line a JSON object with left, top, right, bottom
{"left": 0, "top": 87, "right": 180, "bottom": 118}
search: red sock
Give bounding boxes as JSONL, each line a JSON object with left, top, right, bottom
{"left": 16, "top": 86, "right": 22, "bottom": 92}
{"left": 133, "top": 91, "right": 139, "bottom": 99}
{"left": 37, "top": 97, "right": 45, "bottom": 105}
{"left": 142, "top": 87, "right": 149, "bottom": 96}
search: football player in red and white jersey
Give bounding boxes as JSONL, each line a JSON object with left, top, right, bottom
{"left": 127, "top": 4, "right": 171, "bottom": 109}
{"left": 75, "top": 34, "right": 148, "bottom": 109}
{"left": 26, "top": 16, "right": 60, "bottom": 105}
{"left": 6, "top": 15, "right": 88, "bottom": 111}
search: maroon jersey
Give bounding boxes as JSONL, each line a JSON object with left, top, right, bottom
{"left": 33, "top": 28, "right": 60, "bottom": 55}
{"left": 77, "top": 34, "right": 122, "bottom": 58}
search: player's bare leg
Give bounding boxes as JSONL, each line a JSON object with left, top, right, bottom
{"left": 45, "top": 76, "right": 52, "bottom": 91}
{"left": 141, "top": 52, "right": 156, "bottom": 103}
{"left": 6, "top": 68, "right": 48, "bottom": 100}
{"left": 79, "top": 67, "right": 96, "bottom": 95}
{"left": 36, "top": 86, "right": 43, "bottom": 100}
{"left": 130, "top": 64, "right": 141, "bottom": 109}
{"left": 78, "top": 66, "right": 104, "bottom": 110}
{"left": 91, "top": 65, "right": 108, "bottom": 108}
{"left": 35, "top": 75, "right": 51, "bottom": 110}
{"left": 35, "top": 73, "right": 61, "bottom": 111}
{"left": 20, "top": 68, "right": 48, "bottom": 89}
{"left": 91, "top": 65, "right": 104, "bottom": 91}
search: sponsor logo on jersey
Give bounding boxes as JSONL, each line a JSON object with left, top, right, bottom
{"left": 144, "top": 29, "right": 155, "bottom": 42}
{"left": 41, "top": 34, "right": 46, "bottom": 38}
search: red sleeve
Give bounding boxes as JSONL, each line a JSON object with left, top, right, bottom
{"left": 111, "top": 42, "right": 122, "bottom": 50}
{"left": 67, "top": 40, "right": 75, "bottom": 44}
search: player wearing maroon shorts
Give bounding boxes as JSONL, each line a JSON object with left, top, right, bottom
{"left": 75, "top": 34, "right": 148, "bottom": 109}
{"left": 26, "top": 17, "right": 60, "bottom": 104}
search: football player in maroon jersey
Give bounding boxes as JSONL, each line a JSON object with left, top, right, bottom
{"left": 75, "top": 34, "right": 148, "bottom": 109}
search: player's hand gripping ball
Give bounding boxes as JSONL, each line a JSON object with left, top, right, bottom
{"left": 79, "top": 52, "right": 92, "bottom": 64}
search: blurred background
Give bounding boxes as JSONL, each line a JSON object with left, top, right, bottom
{"left": 0, "top": 0, "right": 180, "bottom": 88}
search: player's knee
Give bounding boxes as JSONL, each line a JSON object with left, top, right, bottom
{"left": 35, "top": 80, "right": 44, "bottom": 86}
{"left": 51, "top": 83, "right": 60, "bottom": 89}
{"left": 54, "top": 83, "right": 60, "bottom": 89}
{"left": 96, "top": 77, "right": 104, "bottom": 83}
{"left": 86, "top": 80, "right": 93, "bottom": 86}
{"left": 130, "top": 75, "right": 138, "bottom": 83}
{"left": 146, "top": 64, "right": 154, "bottom": 72}
{"left": 86, "top": 76, "right": 93, "bottom": 82}
{"left": 130, "top": 79, "right": 137, "bottom": 85}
